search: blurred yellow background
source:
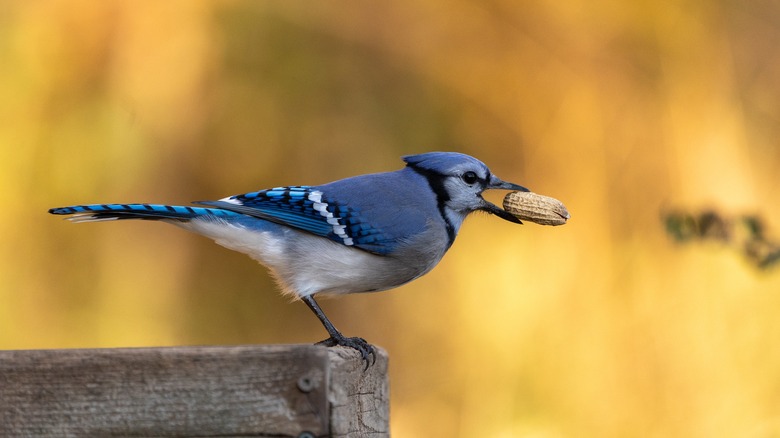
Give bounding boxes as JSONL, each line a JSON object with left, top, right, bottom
{"left": 3, "top": 1, "right": 780, "bottom": 436}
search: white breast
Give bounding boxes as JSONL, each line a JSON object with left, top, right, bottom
{"left": 176, "top": 218, "right": 439, "bottom": 298}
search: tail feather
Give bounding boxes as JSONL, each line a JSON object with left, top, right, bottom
{"left": 48, "top": 203, "right": 242, "bottom": 223}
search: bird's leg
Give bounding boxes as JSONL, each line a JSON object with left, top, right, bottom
{"left": 301, "top": 295, "right": 376, "bottom": 369}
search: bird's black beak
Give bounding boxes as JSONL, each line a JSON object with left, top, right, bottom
{"left": 481, "top": 175, "right": 529, "bottom": 224}
{"left": 488, "top": 175, "right": 529, "bottom": 193}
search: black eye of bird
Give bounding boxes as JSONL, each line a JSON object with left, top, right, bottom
{"left": 462, "top": 171, "right": 478, "bottom": 185}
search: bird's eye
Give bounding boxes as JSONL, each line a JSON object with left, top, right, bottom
{"left": 462, "top": 171, "right": 478, "bottom": 185}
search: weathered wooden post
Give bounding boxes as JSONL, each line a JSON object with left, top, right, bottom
{"left": 0, "top": 344, "right": 389, "bottom": 437}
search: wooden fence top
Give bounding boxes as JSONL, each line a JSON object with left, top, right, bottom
{"left": 0, "top": 344, "right": 389, "bottom": 437}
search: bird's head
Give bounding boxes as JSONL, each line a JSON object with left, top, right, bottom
{"left": 403, "top": 152, "right": 529, "bottom": 225}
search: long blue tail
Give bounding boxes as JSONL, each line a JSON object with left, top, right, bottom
{"left": 48, "top": 203, "right": 242, "bottom": 223}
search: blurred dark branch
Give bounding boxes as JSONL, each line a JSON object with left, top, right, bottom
{"left": 663, "top": 209, "right": 780, "bottom": 270}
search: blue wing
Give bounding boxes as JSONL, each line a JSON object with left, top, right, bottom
{"left": 195, "top": 186, "right": 395, "bottom": 255}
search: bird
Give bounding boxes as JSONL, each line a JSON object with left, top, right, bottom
{"left": 49, "top": 152, "right": 529, "bottom": 367}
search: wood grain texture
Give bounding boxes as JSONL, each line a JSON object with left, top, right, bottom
{"left": 0, "top": 344, "right": 389, "bottom": 437}
{"left": 328, "top": 347, "right": 390, "bottom": 437}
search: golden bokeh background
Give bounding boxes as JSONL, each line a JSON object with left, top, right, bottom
{"left": 3, "top": 1, "right": 780, "bottom": 436}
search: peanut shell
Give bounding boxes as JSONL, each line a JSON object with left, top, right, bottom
{"left": 502, "top": 191, "right": 570, "bottom": 226}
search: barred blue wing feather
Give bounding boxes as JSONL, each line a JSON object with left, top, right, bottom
{"left": 197, "top": 186, "right": 395, "bottom": 255}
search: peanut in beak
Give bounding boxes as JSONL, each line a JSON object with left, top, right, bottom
{"left": 502, "top": 191, "right": 570, "bottom": 226}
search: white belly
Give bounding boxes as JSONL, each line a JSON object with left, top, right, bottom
{"left": 177, "top": 219, "right": 441, "bottom": 298}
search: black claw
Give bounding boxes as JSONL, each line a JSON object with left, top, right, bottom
{"left": 301, "top": 295, "right": 376, "bottom": 370}
{"left": 317, "top": 335, "right": 376, "bottom": 370}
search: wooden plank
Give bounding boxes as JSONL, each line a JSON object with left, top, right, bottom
{"left": 0, "top": 344, "right": 389, "bottom": 437}
{"left": 328, "top": 347, "right": 390, "bottom": 437}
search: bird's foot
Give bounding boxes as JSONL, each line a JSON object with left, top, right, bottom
{"left": 316, "top": 335, "right": 376, "bottom": 370}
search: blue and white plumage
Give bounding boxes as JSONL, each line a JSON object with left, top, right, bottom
{"left": 49, "top": 152, "right": 529, "bottom": 366}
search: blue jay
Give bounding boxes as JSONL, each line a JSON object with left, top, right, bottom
{"left": 49, "top": 152, "right": 529, "bottom": 367}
